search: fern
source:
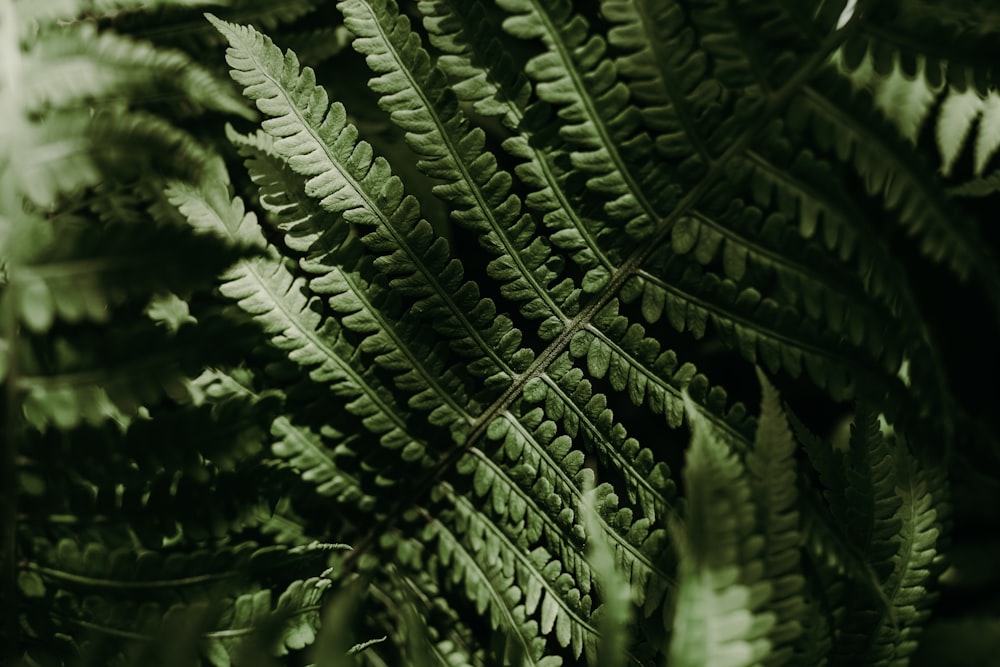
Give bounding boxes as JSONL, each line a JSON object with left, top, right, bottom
{"left": 666, "top": 394, "right": 774, "bottom": 667}
{"left": 3, "top": 0, "right": 995, "bottom": 665}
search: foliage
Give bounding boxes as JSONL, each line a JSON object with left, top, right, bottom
{"left": 2, "top": 0, "right": 999, "bottom": 665}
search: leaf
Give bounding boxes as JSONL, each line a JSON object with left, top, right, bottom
{"left": 667, "top": 394, "right": 775, "bottom": 667}
{"left": 580, "top": 483, "right": 631, "bottom": 667}
{"left": 747, "top": 370, "right": 806, "bottom": 663}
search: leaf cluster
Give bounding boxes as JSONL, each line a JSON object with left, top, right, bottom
{"left": 3, "top": 0, "right": 998, "bottom": 666}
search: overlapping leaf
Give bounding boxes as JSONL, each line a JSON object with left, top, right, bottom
{"left": 497, "top": 0, "right": 677, "bottom": 241}
{"left": 168, "top": 171, "right": 431, "bottom": 470}
{"left": 209, "top": 13, "right": 527, "bottom": 397}
{"left": 337, "top": 0, "right": 579, "bottom": 336}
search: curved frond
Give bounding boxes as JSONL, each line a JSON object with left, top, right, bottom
{"left": 846, "top": 54, "right": 1000, "bottom": 182}
{"left": 13, "top": 315, "right": 249, "bottom": 430}
{"left": 18, "top": 531, "right": 336, "bottom": 665}
{"left": 867, "top": 447, "right": 949, "bottom": 663}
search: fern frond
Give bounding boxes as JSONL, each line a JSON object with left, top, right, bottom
{"left": 209, "top": 28, "right": 688, "bottom": 636}
{"left": 337, "top": 0, "right": 579, "bottom": 336}
{"left": 673, "top": 185, "right": 901, "bottom": 344}
{"left": 746, "top": 370, "right": 804, "bottom": 665}
{"left": 728, "top": 130, "right": 959, "bottom": 439}
{"left": 848, "top": 55, "right": 1000, "bottom": 181}
{"left": 19, "top": 533, "right": 335, "bottom": 664}
{"left": 427, "top": 495, "right": 586, "bottom": 665}
{"left": 210, "top": 577, "right": 331, "bottom": 659}
{"left": 791, "top": 405, "right": 950, "bottom": 664}
{"left": 667, "top": 396, "right": 774, "bottom": 667}
{"left": 839, "top": 1, "right": 999, "bottom": 93}
{"left": 477, "top": 410, "right": 672, "bottom": 613}
{"left": 175, "top": 7, "right": 967, "bottom": 667}
{"left": 368, "top": 566, "right": 489, "bottom": 667}
{"left": 5, "top": 217, "right": 246, "bottom": 333}
{"left": 21, "top": 539, "right": 337, "bottom": 597}
{"left": 18, "top": 387, "right": 274, "bottom": 493}
{"left": 497, "top": 0, "right": 674, "bottom": 241}
{"left": 22, "top": 23, "right": 251, "bottom": 118}
{"left": 3, "top": 111, "right": 99, "bottom": 208}
{"left": 522, "top": 352, "right": 678, "bottom": 523}
{"left": 934, "top": 88, "right": 1000, "bottom": 177}
{"left": 228, "top": 127, "right": 480, "bottom": 446}
{"left": 419, "top": 0, "right": 627, "bottom": 305}
{"left": 947, "top": 168, "right": 1000, "bottom": 197}
{"left": 789, "top": 410, "right": 849, "bottom": 537}
{"left": 4, "top": 107, "right": 217, "bottom": 208}
{"left": 17, "top": 0, "right": 220, "bottom": 25}
{"left": 3, "top": 4, "right": 248, "bottom": 212}
{"left": 226, "top": 125, "right": 350, "bottom": 256}
{"left": 14, "top": 315, "right": 248, "bottom": 430}
{"left": 208, "top": 14, "right": 524, "bottom": 398}
{"left": 167, "top": 173, "right": 432, "bottom": 466}
{"left": 579, "top": 483, "right": 631, "bottom": 667}
{"left": 309, "top": 248, "right": 476, "bottom": 430}
{"left": 35, "top": 577, "right": 331, "bottom": 664}
{"left": 791, "top": 69, "right": 1000, "bottom": 293}
{"left": 194, "top": 367, "right": 377, "bottom": 521}
{"left": 270, "top": 416, "right": 377, "bottom": 510}
{"left": 629, "top": 240, "right": 903, "bottom": 406}
{"left": 867, "top": 447, "right": 949, "bottom": 664}
{"left": 417, "top": 0, "right": 530, "bottom": 127}
{"left": 209, "top": 8, "right": 758, "bottom": 468}
{"left": 18, "top": 427, "right": 297, "bottom": 550}
{"left": 209, "top": 32, "right": 672, "bottom": 654}
{"left": 600, "top": 0, "right": 723, "bottom": 183}
{"left": 595, "top": 2, "right": 949, "bottom": 421}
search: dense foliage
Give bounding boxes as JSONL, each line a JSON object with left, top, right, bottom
{"left": 2, "top": 0, "right": 1000, "bottom": 665}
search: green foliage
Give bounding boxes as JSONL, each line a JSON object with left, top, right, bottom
{"left": 2, "top": 0, "right": 997, "bottom": 666}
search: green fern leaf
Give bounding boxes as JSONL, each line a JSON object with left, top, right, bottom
{"left": 497, "top": 0, "right": 673, "bottom": 241}
{"left": 169, "top": 173, "right": 433, "bottom": 468}
{"left": 20, "top": 537, "right": 334, "bottom": 665}
{"left": 22, "top": 23, "right": 251, "bottom": 118}
{"left": 207, "top": 13, "right": 526, "bottom": 398}
{"left": 667, "top": 395, "right": 775, "bottom": 667}
{"left": 867, "top": 448, "right": 949, "bottom": 664}
{"left": 205, "top": 30, "right": 688, "bottom": 651}
{"left": 847, "top": 56, "right": 1000, "bottom": 180}
{"left": 14, "top": 316, "right": 248, "bottom": 430}
{"left": 790, "top": 69, "right": 1000, "bottom": 291}
{"left": 580, "top": 483, "right": 632, "bottom": 667}
{"left": 839, "top": 1, "right": 999, "bottom": 93}
{"left": 5, "top": 217, "right": 247, "bottom": 333}
{"left": 227, "top": 128, "right": 481, "bottom": 458}
{"left": 746, "top": 370, "right": 805, "bottom": 664}
{"left": 337, "top": 0, "right": 580, "bottom": 352}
